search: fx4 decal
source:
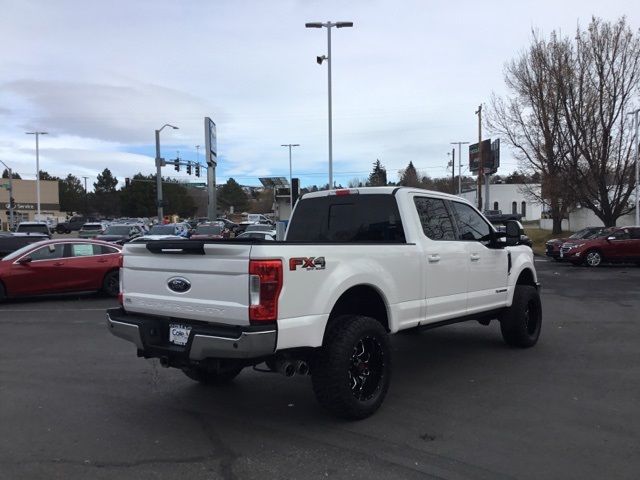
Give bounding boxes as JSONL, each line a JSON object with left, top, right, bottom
{"left": 289, "top": 256, "right": 326, "bottom": 271}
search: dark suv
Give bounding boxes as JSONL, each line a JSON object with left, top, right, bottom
{"left": 561, "top": 227, "right": 640, "bottom": 267}
{"left": 56, "top": 216, "right": 97, "bottom": 234}
{"left": 545, "top": 226, "right": 609, "bottom": 261}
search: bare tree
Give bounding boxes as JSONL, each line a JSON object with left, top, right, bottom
{"left": 554, "top": 17, "right": 640, "bottom": 226}
{"left": 488, "top": 32, "right": 575, "bottom": 234}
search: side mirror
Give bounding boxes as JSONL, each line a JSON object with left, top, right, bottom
{"left": 18, "top": 256, "right": 33, "bottom": 265}
{"left": 504, "top": 220, "right": 524, "bottom": 246}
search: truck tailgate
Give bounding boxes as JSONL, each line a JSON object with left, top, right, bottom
{"left": 121, "top": 241, "right": 251, "bottom": 326}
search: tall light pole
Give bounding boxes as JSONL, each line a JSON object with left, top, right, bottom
{"left": 281, "top": 144, "right": 300, "bottom": 210}
{"left": 451, "top": 141, "right": 470, "bottom": 194}
{"left": 0, "top": 159, "right": 14, "bottom": 228}
{"left": 26, "top": 131, "right": 48, "bottom": 220}
{"left": 628, "top": 109, "right": 640, "bottom": 226}
{"left": 305, "top": 20, "right": 353, "bottom": 190}
{"left": 82, "top": 176, "right": 89, "bottom": 215}
{"left": 155, "top": 124, "right": 179, "bottom": 223}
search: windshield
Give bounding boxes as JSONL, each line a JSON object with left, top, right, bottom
{"left": 149, "top": 225, "right": 175, "bottom": 235}
{"left": 104, "top": 226, "right": 133, "bottom": 235}
{"left": 246, "top": 224, "right": 271, "bottom": 232}
{"left": 570, "top": 228, "right": 598, "bottom": 239}
{"left": 2, "top": 240, "right": 51, "bottom": 261}
{"left": 82, "top": 224, "right": 103, "bottom": 231}
{"left": 195, "top": 225, "right": 223, "bottom": 235}
{"left": 247, "top": 214, "right": 261, "bottom": 223}
{"left": 17, "top": 224, "right": 49, "bottom": 233}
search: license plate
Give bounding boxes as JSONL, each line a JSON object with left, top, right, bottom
{"left": 169, "top": 323, "right": 191, "bottom": 346}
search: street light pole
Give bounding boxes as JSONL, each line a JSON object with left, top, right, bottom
{"left": 0, "top": 160, "right": 14, "bottom": 229}
{"left": 306, "top": 21, "right": 353, "bottom": 190}
{"left": 281, "top": 144, "right": 300, "bottom": 211}
{"left": 628, "top": 109, "right": 640, "bottom": 226}
{"left": 26, "top": 131, "right": 48, "bottom": 220}
{"left": 154, "top": 124, "right": 179, "bottom": 223}
{"left": 82, "top": 176, "right": 89, "bottom": 215}
{"left": 451, "top": 141, "right": 470, "bottom": 194}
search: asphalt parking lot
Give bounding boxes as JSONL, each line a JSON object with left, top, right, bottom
{"left": 1, "top": 259, "right": 639, "bottom": 480}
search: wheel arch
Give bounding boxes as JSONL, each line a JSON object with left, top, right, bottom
{"left": 325, "top": 284, "right": 390, "bottom": 339}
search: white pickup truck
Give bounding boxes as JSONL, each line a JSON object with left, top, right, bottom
{"left": 107, "top": 187, "right": 541, "bottom": 419}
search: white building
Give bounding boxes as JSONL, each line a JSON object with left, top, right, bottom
{"left": 459, "top": 183, "right": 543, "bottom": 221}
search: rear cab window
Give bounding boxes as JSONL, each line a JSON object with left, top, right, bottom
{"left": 287, "top": 194, "right": 405, "bottom": 243}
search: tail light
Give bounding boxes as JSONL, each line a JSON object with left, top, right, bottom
{"left": 118, "top": 254, "right": 124, "bottom": 306}
{"left": 249, "top": 259, "right": 283, "bottom": 323}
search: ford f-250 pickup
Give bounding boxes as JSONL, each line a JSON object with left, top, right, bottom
{"left": 107, "top": 187, "right": 541, "bottom": 419}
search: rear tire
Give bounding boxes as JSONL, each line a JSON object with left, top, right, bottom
{"left": 183, "top": 365, "right": 243, "bottom": 384}
{"left": 312, "top": 315, "right": 391, "bottom": 420}
{"left": 102, "top": 270, "right": 119, "bottom": 297}
{"left": 0, "top": 282, "right": 6, "bottom": 302}
{"left": 499, "top": 285, "right": 542, "bottom": 348}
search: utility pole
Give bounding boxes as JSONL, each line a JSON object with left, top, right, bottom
{"left": 475, "top": 105, "right": 483, "bottom": 210}
{"left": 0, "top": 160, "right": 14, "bottom": 229}
{"left": 25, "top": 131, "right": 48, "bottom": 220}
{"left": 82, "top": 176, "right": 89, "bottom": 215}
{"left": 451, "top": 141, "right": 470, "bottom": 194}
{"left": 154, "top": 124, "right": 179, "bottom": 223}
{"left": 451, "top": 147, "right": 455, "bottom": 193}
{"left": 628, "top": 109, "right": 640, "bottom": 226}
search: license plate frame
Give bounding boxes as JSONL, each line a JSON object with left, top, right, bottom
{"left": 169, "top": 323, "right": 192, "bottom": 346}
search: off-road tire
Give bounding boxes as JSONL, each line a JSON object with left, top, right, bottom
{"left": 312, "top": 315, "right": 391, "bottom": 420}
{"left": 584, "top": 249, "right": 603, "bottom": 267}
{"left": 182, "top": 365, "right": 243, "bottom": 384}
{"left": 499, "top": 285, "right": 542, "bottom": 348}
{"left": 102, "top": 270, "right": 119, "bottom": 297}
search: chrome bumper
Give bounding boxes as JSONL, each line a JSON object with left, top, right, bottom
{"left": 106, "top": 309, "right": 277, "bottom": 360}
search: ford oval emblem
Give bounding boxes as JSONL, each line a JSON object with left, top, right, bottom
{"left": 167, "top": 277, "right": 191, "bottom": 293}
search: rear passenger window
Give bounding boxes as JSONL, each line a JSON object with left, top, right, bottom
{"left": 287, "top": 194, "right": 405, "bottom": 243}
{"left": 450, "top": 202, "right": 492, "bottom": 241}
{"left": 70, "top": 243, "right": 95, "bottom": 257}
{"left": 99, "top": 245, "right": 119, "bottom": 254}
{"left": 631, "top": 229, "right": 640, "bottom": 239}
{"left": 413, "top": 197, "right": 456, "bottom": 240}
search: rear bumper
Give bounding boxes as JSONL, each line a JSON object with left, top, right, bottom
{"left": 106, "top": 308, "right": 277, "bottom": 363}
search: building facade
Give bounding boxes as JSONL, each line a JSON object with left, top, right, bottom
{"left": 459, "top": 183, "right": 543, "bottom": 221}
{"left": 0, "top": 178, "right": 63, "bottom": 229}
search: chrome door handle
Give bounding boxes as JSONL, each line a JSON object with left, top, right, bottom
{"left": 428, "top": 254, "right": 440, "bottom": 263}
{"left": 53, "top": 262, "right": 65, "bottom": 266}
{"left": 470, "top": 254, "right": 480, "bottom": 262}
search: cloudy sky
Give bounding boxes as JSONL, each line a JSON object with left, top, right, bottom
{"left": 0, "top": 0, "right": 638, "bottom": 190}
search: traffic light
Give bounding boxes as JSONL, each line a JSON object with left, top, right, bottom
{"left": 174, "top": 160, "right": 180, "bottom": 172}
{"left": 9, "top": 197, "right": 16, "bottom": 208}
{"left": 195, "top": 164, "right": 200, "bottom": 177}
{"left": 125, "top": 178, "right": 130, "bottom": 187}
{"left": 186, "top": 162, "right": 192, "bottom": 175}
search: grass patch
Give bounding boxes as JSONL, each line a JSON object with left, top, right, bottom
{"left": 523, "top": 227, "right": 557, "bottom": 256}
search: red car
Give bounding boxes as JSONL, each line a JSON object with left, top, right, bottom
{"left": 545, "top": 226, "right": 609, "bottom": 261}
{"left": 0, "top": 239, "right": 121, "bottom": 300}
{"left": 561, "top": 226, "right": 640, "bottom": 267}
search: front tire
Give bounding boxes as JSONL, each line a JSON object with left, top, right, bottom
{"left": 183, "top": 365, "right": 243, "bottom": 384}
{"left": 499, "top": 285, "right": 542, "bottom": 348}
{"left": 584, "top": 250, "right": 603, "bottom": 267}
{"left": 102, "top": 270, "right": 119, "bottom": 297}
{"left": 312, "top": 315, "right": 391, "bottom": 420}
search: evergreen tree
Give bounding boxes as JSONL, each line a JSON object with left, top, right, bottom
{"left": 217, "top": 178, "right": 249, "bottom": 212}
{"left": 368, "top": 159, "right": 387, "bottom": 186}
{"left": 59, "top": 174, "right": 86, "bottom": 212}
{"left": 2, "top": 169, "right": 21, "bottom": 179}
{"left": 94, "top": 168, "right": 118, "bottom": 194}
{"left": 398, "top": 161, "right": 420, "bottom": 187}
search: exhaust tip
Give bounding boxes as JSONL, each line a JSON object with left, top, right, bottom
{"left": 159, "top": 357, "right": 170, "bottom": 368}
{"left": 296, "top": 361, "right": 309, "bottom": 376}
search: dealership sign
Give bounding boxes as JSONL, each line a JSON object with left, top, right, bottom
{"left": 4, "top": 203, "right": 59, "bottom": 211}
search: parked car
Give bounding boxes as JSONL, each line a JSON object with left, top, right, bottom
{"left": 78, "top": 221, "right": 109, "bottom": 239}
{"left": 244, "top": 224, "right": 277, "bottom": 237}
{"left": 237, "top": 213, "right": 273, "bottom": 233}
{"left": 55, "top": 216, "right": 97, "bottom": 234}
{"left": 190, "top": 223, "right": 227, "bottom": 240}
{"left": 0, "top": 232, "right": 50, "bottom": 257}
{"left": 15, "top": 222, "right": 52, "bottom": 238}
{"left": 545, "top": 226, "right": 609, "bottom": 261}
{"left": 560, "top": 226, "right": 640, "bottom": 266}
{"left": 142, "top": 223, "right": 190, "bottom": 240}
{"left": 0, "top": 239, "right": 122, "bottom": 300}
{"left": 95, "top": 224, "right": 145, "bottom": 245}
{"left": 235, "top": 231, "right": 275, "bottom": 241}
{"left": 484, "top": 210, "right": 523, "bottom": 224}
{"left": 216, "top": 218, "right": 240, "bottom": 233}
{"left": 108, "top": 187, "right": 539, "bottom": 419}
